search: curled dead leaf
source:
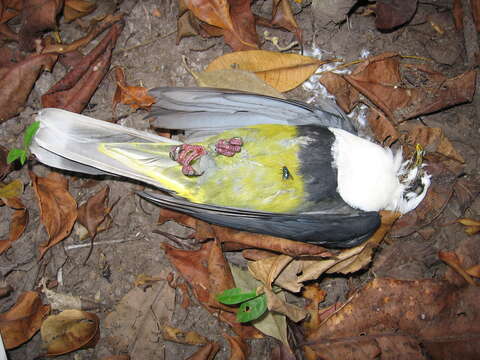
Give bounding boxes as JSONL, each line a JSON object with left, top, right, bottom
{"left": 41, "top": 309, "right": 100, "bottom": 356}
{"left": 0, "top": 291, "right": 50, "bottom": 349}
{"left": 63, "top": 0, "right": 96, "bottom": 23}
{"left": 113, "top": 67, "right": 156, "bottom": 114}
{"left": 0, "top": 195, "right": 28, "bottom": 254}
{"left": 438, "top": 250, "right": 476, "bottom": 286}
{"left": 458, "top": 218, "right": 480, "bottom": 235}
{"left": 263, "top": 287, "right": 308, "bottom": 322}
{"left": 0, "top": 145, "right": 10, "bottom": 180}
{"left": 77, "top": 186, "right": 111, "bottom": 238}
{"left": 30, "top": 171, "right": 77, "bottom": 259}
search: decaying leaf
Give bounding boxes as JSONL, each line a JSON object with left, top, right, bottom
{"left": 41, "top": 309, "right": 99, "bottom": 356}
{"left": 302, "top": 284, "right": 327, "bottom": 333}
{"left": 164, "top": 241, "right": 263, "bottom": 339}
{"left": 42, "top": 20, "right": 124, "bottom": 113}
{"left": 318, "top": 72, "right": 360, "bottom": 113}
{"left": 19, "top": 0, "right": 63, "bottom": 51}
{"left": 30, "top": 171, "right": 77, "bottom": 259}
{"left": 224, "top": 333, "right": 248, "bottom": 360}
{"left": 305, "top": 278, "right": 480, "bottom": 359}
{"left": 186, "top": 342, "right": 220, "bottom": 360}
{"left": 439, "top": 250, "right": 476, "bottom": 286}
{"left": 113, "top": 67, "right": 156, "bottom": 114}
{"left": 0, "top": 47, "right": 57, "bottom": 122}
{"left": 206, "top": 50, "right": 331, "bottom": 92}
{"left": 344, "top": 53, "right": 477, "bottom": 123}
{"left": 0, "top": 146, "right": 11, "bottom": 180}
{"left": 0, "top": 196, "right": 28, "bottom": 254}
{"left": 367, "top": 108, "right": 399, "bottom": 146}
{"left": 263, "top": 287, "right": 308, "bottom": 322}
{"left": 104, "top": 270, "right": 175, "bottom": 357}
{"left": 404, "top": 125, "right": 465, "bottom": 163}
{"left": 257, "top": 0, "right": 302, "bottom": 45}
{"left": 77, "top": 186, "right": 111, "bottom": 238}
{"left": 0, "top": 291, "right": 50, "bottom": 349}
{"left": 162, "top": 324, "right": 208, "bottom": 345}
{"left": 63, "top": 0, "right": 96, "bottom": 23}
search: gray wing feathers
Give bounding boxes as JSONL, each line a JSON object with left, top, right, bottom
{"left": 148, "top": 87, "right": 355, "bottom": 133}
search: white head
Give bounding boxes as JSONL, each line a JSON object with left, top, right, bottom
{"left": 329, "top": 128, "right": 431, "bottom": 213}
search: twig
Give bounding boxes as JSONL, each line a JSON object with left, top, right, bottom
{"left": 115, "top": 30, "right": 176, "bottom": 54}
{"left": 65, "top": 238, "right": 140, "bottom": 250}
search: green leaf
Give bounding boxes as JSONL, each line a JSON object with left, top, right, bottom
{"left": 7, "top": 148, "right": 25, "bottom": 164}
{"left": 237, "top": 294, "right": 267, "bottom": 323}
{"left": 216, "top": 288, "right": 258, "bottom": 305}
{"left": 23, "top": 121, "right": 40, "bottom": 149}
{"left": 20, "top": 151, "right": 27, "bottom": 165}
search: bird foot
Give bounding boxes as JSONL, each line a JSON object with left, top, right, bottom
{"left": 170, "top": 144, "right": 208, "bottom": 176}
{"left": 215, "top": 137, "right": 243, "bottom": 157}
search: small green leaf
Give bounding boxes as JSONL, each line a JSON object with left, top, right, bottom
{"left": 20, "top": 151, "right": 27, "bottom": 165}
{"left": 23, "top": 121, "right": 40, "bottom": 149}
{"left": 216, "top": 288, "right": 258, "bottom": 305}
{"left": 237, "top": 294, "right": 267, "bottom": 323}
{"left": 7, "top": 148, "right": 25, "bottom": 164}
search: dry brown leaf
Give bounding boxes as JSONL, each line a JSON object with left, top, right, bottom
{"left": 162, "top": 325, "right": 208, "bottom": 345}
{"left": 0, "top": 291, "right": 50, "bottom": 349}
{"left": 164, "top": 241, "right": 263, "bottom": 339}
{"left": 42, "top": 20, "right": 124, "bottom": 113}
{"left": 344, "top": 53, "right": 477, "bottom": 123}
{"left": 63, "top": 0, "right": 96, "bottom": 23}
{"left": 0, "top": 48, "right": 57, "bottom": 123}
{"left": 248, "top": 255, "right": 293, "bottom": 290}
{"left": 77, "top": 186, "right": 110, "bottom": 238}
{"left": 375, "top": 0, "right": 418, "bottom": 30}
{"left": 405, "top": 125, "right": 464, "bottom": 163}
{"left": 318, "top": 72, "right": 360, "bottom": 113}
{"left": 458, "top": 218, "right": 480, "bottom": 235}
{"left": 19, "top": 0, "right": 63, "bottom": 51}
{"left": 367, "top": 108, "right": 399, "bottom": 146}
{"left": 0, "top": 196, "right": 28, "bottom": 254}
{"left": 176, "top": 11, "right": 200, "bottom": 44}
{"left": 466, "top": 264, "right": 480, "bottom": 278}
{"left": 112, "top": 67, "right": 156, "bottom": 115}
{"left": 305, "top": 278, "right": 480, "bottom": 359}
{"left": 30, "top": 171, "right": 77, "bottom": 259}
{"left": 206, "top": 50, "right": 329, "bottom": 92}
{"left": 224, "top": 333, "right": 248, "bottom": 360}
{"left": 438, "top": 250, "right": 476, "bottom": 286}
{"left": 302, "top": 284, "right": 327, "bottom": 333}
{"left": 263, "top": 287, "right": 308, "bottom": 322}
{"left": 0, "top": 145, "right": 11, "bottom": 180}
{"left": 41, "top": 309, "right": 99, "bottom": 356}
{"left": 186, "top": 342, "right": 220, "bottom": 360}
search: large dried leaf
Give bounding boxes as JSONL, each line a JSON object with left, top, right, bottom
{"left": 41, "top": 309, "right": 99, "bottom": 356}
{"left": 164, "top": 241, "right": 262, "bottom": 339}
{"left": 42, "top": 20, "right": 124, "bottom": 113}
{"left": 30, "top": 171, "right": 77, "bottom": 259}
{"left": 0, "top": 291, "right": 50, "bottom": 349}
{"left": 206, "top": 50, "right": 328, "bottom": 92}
{"left": 0, "top": 48, "right": 57, "bottom": 123}
{"left": 0, "top": 196, "right": 28, "bottom": 254}
{"left": 344, "top": 53, "right": 477, "bottom": 123}
{"left": 19, "top": 0, "right": 63, "bottom": 51}
{"left": 305, "top": 278, "right": 480, "bottom": 360}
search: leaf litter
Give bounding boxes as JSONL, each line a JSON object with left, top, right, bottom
{"left": 0, "top": 1, "right": 479, "bottom": 359}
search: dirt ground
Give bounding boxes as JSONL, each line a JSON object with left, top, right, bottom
{"left": 1, "top": 0, "right": 479, "bottom": 359}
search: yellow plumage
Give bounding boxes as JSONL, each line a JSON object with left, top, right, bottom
{"left": 99, "top": 124, "right": 305, "bottom": 212}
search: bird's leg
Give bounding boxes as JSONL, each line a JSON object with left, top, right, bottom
{"left": 170, "top": 144, "right": 207, "bottom": 176}
{"left": 215, "top": 137, "right": 243, "bottom": 157}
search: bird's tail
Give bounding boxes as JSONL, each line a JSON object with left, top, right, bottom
{"left": 31, "top": 108, "right": 183, "bottom": 191}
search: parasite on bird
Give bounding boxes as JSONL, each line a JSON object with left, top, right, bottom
{"left": 30, "top": 87, "right": 431, "bottom": 248}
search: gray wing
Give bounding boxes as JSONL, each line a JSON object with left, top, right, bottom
{"left": 147, "top": 88, "right": 355, "bottom": 138}
{"left": 139, "top": 191, "right": 380, "bottom": 248}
